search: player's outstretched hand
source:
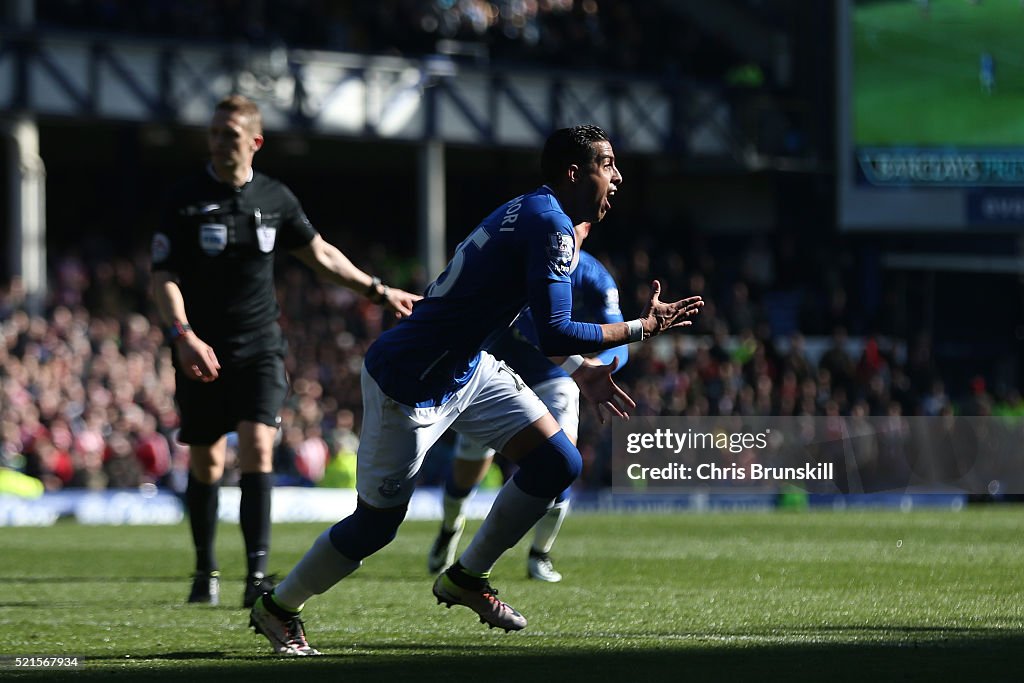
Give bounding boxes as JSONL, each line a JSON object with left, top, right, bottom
{"left": 174, "top": 334, "right": 221, "bottom": 383}
{"left": 639, "top": 280, "right": 703, "bottom": 338}
{"left": 384, "top": 287, "right": 422, "bottom": 318}
{"left": 570, "top": 357, "right": 637, "bottom": 423}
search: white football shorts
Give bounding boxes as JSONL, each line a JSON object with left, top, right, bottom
{"left": 456, "top": 375, "right": 581, "bottom": 462}
{"left": 356, "top": 351, "right": 550, "bottom": 508}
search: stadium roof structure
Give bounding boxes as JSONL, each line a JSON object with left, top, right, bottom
{"left": 0, "top": 33, "right": 740, "bottom": 159}
{"left": 0, "top": 31, "right": 752, "bottom": 299}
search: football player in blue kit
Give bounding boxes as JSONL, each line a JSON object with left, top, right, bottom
{"left": 249, "top": 125, "right": 703, "bottom": 655}
{"left": 427, "top": 244, "right": 629, "bottom": 583}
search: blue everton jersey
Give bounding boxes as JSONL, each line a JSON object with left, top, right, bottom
{"left": 490, "top": 251, "right": 628, "bottom": 386}
{"left": 365, "top": 186, "right": 605, "bottom": 407}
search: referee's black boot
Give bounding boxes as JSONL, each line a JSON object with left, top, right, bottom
{"left": 243, "top": 572, "right": 276, "bottom": 609}
{"left": 187, "top": 570, "right": 220, "bottom": 606}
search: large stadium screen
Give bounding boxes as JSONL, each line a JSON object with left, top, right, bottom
{"left": 838, "top": 0, "right": 1024, "bottom": 230}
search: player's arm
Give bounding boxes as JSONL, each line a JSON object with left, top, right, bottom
{"left": 290, "top": 234, "right": 420, "bottom": 317}
{"left": 537, "top": 279, "right": 703, "bottom": 352}
{"left": 528, "top": 243, "right": 703, "bottom": 355}
{"left": 528, "top": 224, "right": 701, "bottom": 417}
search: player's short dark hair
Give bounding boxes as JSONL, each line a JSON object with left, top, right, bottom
{"left": 541, "top": 125, "right": 610, "bottom": 185}
{"left": 215, "top": 94, "right": 263, "bottom": 134}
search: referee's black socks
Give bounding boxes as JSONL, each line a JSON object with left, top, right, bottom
{"left": 186, "top": 473, "right": 221, "bottom": 573}
{"left": 240, "top": 472, "right": 273, "bottom": 577}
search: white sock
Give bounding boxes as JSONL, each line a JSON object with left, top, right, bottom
{"left": 459, "top": 479, "right": 550, "bottom": 576}
{"left": 531, "top": 499, "right": 569, "bottom": 554}
{"left": 273, "top": 529, "right": 361, "bottom": 611}
{"left": 442, "top": 490, "right": 470, "bottom": 532}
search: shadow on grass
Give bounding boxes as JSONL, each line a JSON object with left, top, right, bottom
{"left": 13, "top": 631, "right": 1022, "bottom": 683}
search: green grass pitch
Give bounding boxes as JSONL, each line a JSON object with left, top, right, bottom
{"left": 2, "top": 509, "right": 1022, "bottom": 682}
{"left": 854, "top": 0, "right": 1024, "bottom": 146}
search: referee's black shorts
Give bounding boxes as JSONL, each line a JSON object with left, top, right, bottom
{"left": 175, "top": 351, "right": 288, "bottom": 446}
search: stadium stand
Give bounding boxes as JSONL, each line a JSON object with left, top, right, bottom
{"left": 32, "top": 0, "right": 742, "bottom": 79}
{"left": 2, "top": 241, "right": 1018, "bottom": 493}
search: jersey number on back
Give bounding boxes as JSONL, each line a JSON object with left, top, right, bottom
{"left": 425, "top": 226, "right": 491, "bottom": 298}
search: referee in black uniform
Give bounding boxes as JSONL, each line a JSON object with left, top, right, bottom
{"left": 150, "top": 94, "right": 419, "bottom": 607}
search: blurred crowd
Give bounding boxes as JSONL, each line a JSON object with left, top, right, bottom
{"left": 30, "top": 0, "right": 736, "bottom": 80}
{"left": 2, "top": 240, "right": 1020, "bottom": 495}
{"left": 0, "top": 247, "right": 403, "bottom": 496}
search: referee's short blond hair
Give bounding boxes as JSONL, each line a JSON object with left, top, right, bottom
{"left": 215, "top": 94, "right": 263, "bottom": 134}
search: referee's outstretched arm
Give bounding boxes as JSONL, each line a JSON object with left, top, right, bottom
{"left": 291, "top": 234, "right": 421, "bottom": 318}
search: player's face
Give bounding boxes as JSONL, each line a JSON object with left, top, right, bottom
{"left": 580, "top": 141, "right": 622, "bottom": 223}
{"left": 207, "top": 110, "right": 262, "bottom": 170}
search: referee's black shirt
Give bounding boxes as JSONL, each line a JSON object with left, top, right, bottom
{"left": 151, "top": 166, "right": 317, "bottom": 350}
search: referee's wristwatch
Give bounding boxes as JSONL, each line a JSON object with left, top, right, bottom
{"left": 164, "top": 321, "right": 192, "bottom": 343}
{"left": 365, "top": 276, "right": 389, "bottom": 304}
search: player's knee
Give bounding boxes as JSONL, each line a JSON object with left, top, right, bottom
{"left": 512, "top": 430, "right": 581, "bottom": 499}
{"left": 444, "top": 474, "right": 475, "bottom": 500}
{"left": 328, "top": 502, "right": 407, "bottom": 561}
{"left": 449, "top": 455, "right": 489, "bottom": 494}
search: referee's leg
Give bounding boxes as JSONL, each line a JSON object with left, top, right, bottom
{"left": 237, "top": 420, "right": 277, "bottom": 605}
{"left": 186, "top": 437, "right": 227, "bottom": 604}
{"left": 234, "top": 350, "right": 289, "bottom": 606}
